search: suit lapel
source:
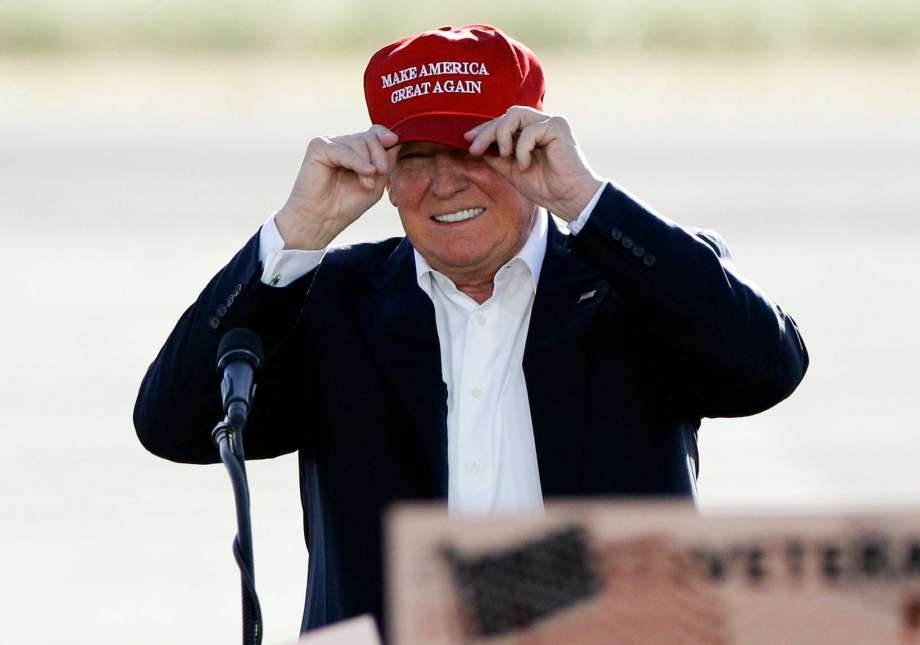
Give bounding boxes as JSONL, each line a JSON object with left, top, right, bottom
{"left": 362, "top": 239, "right": 448, "bottom": 496}
{"left": 524, "top": 221, "right": 610, "bottom": 497}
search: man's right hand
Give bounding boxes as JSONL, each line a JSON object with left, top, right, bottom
{"left": 275, "top": 125, "right": 399, "bottom": 250}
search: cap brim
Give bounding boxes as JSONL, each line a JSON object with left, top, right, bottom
{"left": 392, "top": 113, "right": 499, "bottom": 155}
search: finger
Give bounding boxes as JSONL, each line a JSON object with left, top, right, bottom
{"left": 495, "top": 112, "right": 524, "bottom": 157}
{"left": 322, "top": 140, "right": 376, "bottom": 176}
{"left": 368, "top": 146, "right": 401, "bottom": 192}
{"left": 370, "top": 124, "right": 399, "bottom": 148}
{"left": 465, "top": 106, "right": 540, "bottom": 141}
{"left": 364, "top": 132, "right": 390, "bottom": 174}
{"left": 515, "top": 121, "right": 550, "bottom": 170}
{"left": 468, "top": 119, "right": 500, "bottom": 156}
{"left": 341, "top": 136, "right": 378, "bottom": 172}
{"left": 342, "top": 139, "right": 379, "bottom": 191}
{"left": 463, "top": 119, "right": 492, "bottom": 141}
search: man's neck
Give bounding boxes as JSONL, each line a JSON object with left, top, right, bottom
{"left": 452, "top": 276, "right": 494, "bottom": 304}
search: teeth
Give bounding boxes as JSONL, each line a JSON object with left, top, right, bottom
{"left": 433, "top": 208, "right": 484, "bottom": 223}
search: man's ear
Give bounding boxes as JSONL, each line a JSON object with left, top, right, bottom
{"left": 386, "top": 181, "right": 397, "bottom": 207}
{"left": 385, "top": 146, "right": 400, "bottom": 207}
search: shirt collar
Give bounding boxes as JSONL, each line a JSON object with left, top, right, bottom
{"left": 413, "top": 208, "right": 548, "bottom": 294}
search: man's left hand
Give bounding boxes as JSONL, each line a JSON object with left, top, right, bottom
{"left": 464, "top": 107, "right": 603, "bottom": 222}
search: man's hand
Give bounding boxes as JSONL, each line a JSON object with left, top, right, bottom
{"left": 464, "top": 107, "right": 603, "bottom": 222}
{"left": 276, "top": 125, "right": 399, "bottom": 250}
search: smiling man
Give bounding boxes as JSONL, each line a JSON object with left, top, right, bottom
{"left": 387, "top": 140, "right": 541, "bottom": 304}
{"left": 134, "top": 24, "right": 809, "bottom": 638}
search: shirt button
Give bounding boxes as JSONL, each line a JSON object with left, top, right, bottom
{"left": 270, "top": 274, "right": 281, "bottom": 286}
{"left": 471, "top": 387, "right": 483, "bottom": 399}
{"left": 477, "top": 315, "right": 487, "bottom": 326}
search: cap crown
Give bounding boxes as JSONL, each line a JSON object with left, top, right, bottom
{"left": 364, "top": 24, "right": 544, "bottom": 148}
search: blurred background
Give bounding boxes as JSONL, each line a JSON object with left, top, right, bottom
{"left": 1, "top": 0, "right": 918, "bottom": 642}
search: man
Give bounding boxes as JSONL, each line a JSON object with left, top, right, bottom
{"left": 134, "top": 24, "right": 808, "bottom": 637}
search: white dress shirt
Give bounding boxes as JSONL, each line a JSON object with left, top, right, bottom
{"left": 415, "top": 211, "right": 547, "bottom": 515}
{"left": 257, "top": 183, "right": 607, "bottom": 515}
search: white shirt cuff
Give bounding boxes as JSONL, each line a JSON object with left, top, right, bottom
{"left": 258, "top": 213, "right": 327, "bottom": 287}
{"left": 567, "top": 180, "right": 609, "bottom": 236}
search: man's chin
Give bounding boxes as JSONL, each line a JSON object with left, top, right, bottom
{"left": 433, "top": 252, "right": 486, "bottom": 272}
{"left": 422, "top": 246, "right": 496, "bottom": 278}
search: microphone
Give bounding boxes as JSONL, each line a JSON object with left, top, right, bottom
{"left": 216, "top": 328, "right": 264, "bottom": 432}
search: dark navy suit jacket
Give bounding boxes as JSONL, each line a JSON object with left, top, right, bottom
{"left": 134, "top": 182, "right": 808, "bottom": 637}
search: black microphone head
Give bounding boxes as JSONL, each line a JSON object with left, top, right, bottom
{"left": 217, "top": 327, "right": 265, "bottom": 372}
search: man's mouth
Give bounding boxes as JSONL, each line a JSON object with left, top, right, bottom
{"left": 431, "top": 207, "right": 485, "bottom": 224}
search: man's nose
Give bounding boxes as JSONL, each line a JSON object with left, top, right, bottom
{"left": 428, "top": 155, "right": 468, "bottom": 198}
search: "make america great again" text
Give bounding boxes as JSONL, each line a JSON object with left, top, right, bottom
{"left": 381, "top": 61, "right": 490, "bottom": 104}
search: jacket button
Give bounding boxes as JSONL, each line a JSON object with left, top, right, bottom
{"left": 622, "top": 236, "right": 634, "bottom": 249}
{"left": 226, "top": 294, "right": 235, "bottom": 307}
{"left": 633, "top": 245, "right": 645, "bottom": 258}
{"left": 208, "top": 315, "right": 220, "bottom": 329}
{"left": 643, "top": 254, "right": 657, "bottom": 267}
{"left": 233, "top": 283, "right": 243, "bottom": 296}
{"left": 611, "top": 228, "right": 623, "bottom": 241}
{"left": 216, "top": 304, "right": 228, "bottom": 317}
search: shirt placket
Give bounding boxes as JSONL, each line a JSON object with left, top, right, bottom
{"left": 456, "top": 298, "right": 500, "bottom": 508}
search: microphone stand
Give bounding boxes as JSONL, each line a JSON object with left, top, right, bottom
{"left": 212, "top": 418, "right": 263, "bottom": 645}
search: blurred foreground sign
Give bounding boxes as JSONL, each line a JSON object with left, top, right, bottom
{"left": 388, "top": 502, "right": 920, "bottom": 644}
{"left": 298, "top": 614, "right": 381, "bottom": 644}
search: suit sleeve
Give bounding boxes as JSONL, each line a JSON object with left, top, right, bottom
{"left": 133, "top": 231, "right": 316, "bottom": 464}
{"left": 569, "top": 182, "right": 809, "bottom": 419}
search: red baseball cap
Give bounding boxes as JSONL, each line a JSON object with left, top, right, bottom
{"left": 364, "top": 24, "right": 545, "bottom": 151}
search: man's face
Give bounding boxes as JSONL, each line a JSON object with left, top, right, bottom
{"left": 387, "top": 141, "right": 537, "bottom": 280}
